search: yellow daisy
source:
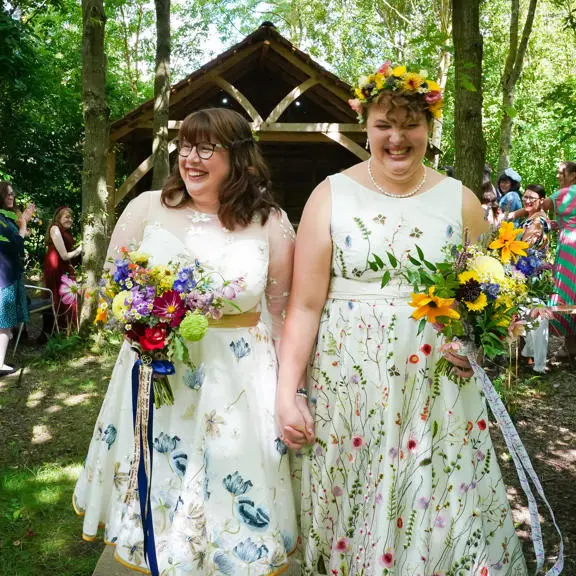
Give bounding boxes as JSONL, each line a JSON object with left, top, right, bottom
{"left": 392, "top": 65, "right": 407, "bottom": 77}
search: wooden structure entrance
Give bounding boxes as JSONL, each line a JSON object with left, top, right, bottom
{"left": 108, "top": 22, "right": 368, "bottom": 223}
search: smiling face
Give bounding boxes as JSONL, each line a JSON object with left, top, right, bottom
{"left": 3, "top": 185, "right": 14, "bottom": 209}
{"left": 522, "top": 190, "right": 540, "bottom": 215}
{"left": 178, "top": 139, "right": 230, "bottom": 211}
{"left": 58, "top": 209, "right": 73, "bottom": 229}
{"left": 366, "top": 100, "right": 429, "bottom": 181}
{"left": 499, "top": 179, "right": 512, "bottom": 194}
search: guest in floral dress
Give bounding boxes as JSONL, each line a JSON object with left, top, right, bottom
{"left": 74, "top": 109, "right": 298, "bottom": 575}
{"left": 277, "top": 64, "right": 528, "bottom": 575}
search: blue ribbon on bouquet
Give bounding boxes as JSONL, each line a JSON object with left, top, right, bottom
{"left": 127, "top": 356, "right": 175, "bottom": 576}
{"left": 463, "top": 344, "right": 564, "bottom": 575}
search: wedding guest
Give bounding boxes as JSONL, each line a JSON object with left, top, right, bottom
{"left": 0, "top": 181, "right": 34, "bottom": 375}
{"left": 41, "top": 206, "right": 82, "bottom": 336}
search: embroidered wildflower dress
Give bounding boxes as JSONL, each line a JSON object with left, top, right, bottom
{"left": 300, "top": 174, "right": 527, "bottom": 575}
{"left": 74, "top": 190, "right": 298, "bottom": 575}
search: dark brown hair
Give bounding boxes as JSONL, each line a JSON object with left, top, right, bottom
{"left": 560, "top": 161, "right": 576, "bottom": 186}
{"left": 161, "top": 108, "right": 279, "bottom": 230}
{"left": 525, "top": 184, "right": 546, "bottom": 199}
{"left": 364, "top": 91, "right": 433, "bottom": 125}
{"left": 0, "top": 180, "right": 14, "bottom": 210}
{"left": 45, "top": 206, "right": 73, "bottom": 244}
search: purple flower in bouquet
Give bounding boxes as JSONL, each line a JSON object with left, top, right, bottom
{"left": 173, "top": 268, "right": 197, "bottom": 293}
{"left": 153, "top": 290, "right": 186, "bottom": 327}
{"left": 113, "top": 259, "right": 130, "bottom": 285}
{"left": 129, "top": 286, "right": 155, "bottom": 318}
{"left": 515, "top": 256, "right": 538, "bottom": 277}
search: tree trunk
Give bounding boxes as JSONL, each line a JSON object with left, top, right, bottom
{"left": 497, "top": 0, "right": 538, "bottom": 173}
{"left": 451, "top": 0, "right": 485, "bottom": 197}
{"left": 151, "top": 0, "right": 171, "bottom": 190}
{"left": 80, "top": 0, "right": 110, "bottom": 330}
{"left": 431, "top": 0, "right": 452, "bottom": 167}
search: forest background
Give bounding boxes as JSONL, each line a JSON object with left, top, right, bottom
{"left": 1, "top": 0, "right": 576, "bottom": 272}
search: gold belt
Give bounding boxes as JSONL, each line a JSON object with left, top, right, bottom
{"left": 208, "top": 311, "right": 261, "bottom": 328}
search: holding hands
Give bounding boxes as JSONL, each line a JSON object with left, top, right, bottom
{"left": 277, "top": 389, "right": 315, "bottom": 450}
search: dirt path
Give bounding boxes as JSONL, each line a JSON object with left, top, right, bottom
{"left": 493, "top": 352, "right": 576, "bottom": 573}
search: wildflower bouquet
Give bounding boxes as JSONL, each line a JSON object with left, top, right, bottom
{"left": 370, "top": 221, "right": 550, "bottom": 363}
{"left": 95, "top": 248, "right": 245, "bottom": 407}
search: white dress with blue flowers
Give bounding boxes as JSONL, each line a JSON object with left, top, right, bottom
{"left": 299, "top": 174, "right": 527, "bottom": 575}
{"left": 73, "top": 190, "right": 298, "bottom": 575}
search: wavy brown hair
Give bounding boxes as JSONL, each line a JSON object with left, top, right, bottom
{"left": 363, "top": 91, "right": 433, "bottom": 125}
{"left": 0, "top": 180, "right": 14, "bottom": 210}
{"left": 161, "top": 108, "right": 279, "bottom": 230}
{"left": 45, "top": 206, "right": 73, "bottom": 244}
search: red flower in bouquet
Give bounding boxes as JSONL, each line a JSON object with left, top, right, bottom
{"left": 152, "top": 290, "right": 186, "bottom": 327}
{"left": 139, "top": 323, "right": 169, "bottom": 351}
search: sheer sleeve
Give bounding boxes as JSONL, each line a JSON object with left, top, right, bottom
{"left": 266, "top": 209, "right": 296, "bottom": 345}
{"left": 104, "top": 191, "right": 154, "bottom": 270}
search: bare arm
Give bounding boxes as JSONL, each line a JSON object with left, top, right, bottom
{"left": 462, "top": 185, "right": 489, "bottom": 241}
{"left": 50, "top": 226, "right": 82, "bottom": 261}
{"left": 277, "top": 180, "right": 333, "bottom": 402}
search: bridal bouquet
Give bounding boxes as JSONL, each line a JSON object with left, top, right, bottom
{"left": 370, "top": 221, "right": 551, "bottom": 362}
{"left": 95, "top": 247, "right": 245, "bottom": 406}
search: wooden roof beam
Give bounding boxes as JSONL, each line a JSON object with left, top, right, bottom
{"left": 265, "top": 78, "right": 320, "bottom": 124}
{"left": 114, "top": 138, "right": 178, "bottom": 206}
{"left": 212, "top": 76, "right": 263, "bottom": 124}
{"left": 322, "top": 131, "right": 369, "bottom": 161}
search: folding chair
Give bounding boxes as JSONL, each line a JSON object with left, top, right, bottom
{"left": 12, "top": 284, "right": 59, "bottom": 357}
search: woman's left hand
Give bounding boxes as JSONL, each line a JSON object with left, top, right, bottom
{"left": 442, "top": 349, "right": 474, "bottom": 378}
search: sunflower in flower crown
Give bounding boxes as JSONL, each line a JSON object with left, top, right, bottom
{"left": 348, "top": 60, "right": 443, "bottom": 123}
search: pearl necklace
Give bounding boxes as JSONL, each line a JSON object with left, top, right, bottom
{"left": 367, "top": 158, "right": 427, "bottom": 199}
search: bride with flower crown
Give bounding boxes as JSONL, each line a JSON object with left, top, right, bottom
{"left": 277, "top": 62, "right": 533, "bottom": 575}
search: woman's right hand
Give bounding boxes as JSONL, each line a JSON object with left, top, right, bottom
{"left": 22, "top": 203, "right": 36, "bottom": 222}
{"left": 277, "top": 395, "right": 315, "bottom": 450}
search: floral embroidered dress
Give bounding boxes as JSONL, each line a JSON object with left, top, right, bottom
{"left": 74, "top": 190, "right": 298, "bottom": 575}
{"left": 300, "top": 174, "right": 527, "bottom": 575}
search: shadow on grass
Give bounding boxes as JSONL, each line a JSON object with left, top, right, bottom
{"left": 0, "top": 327, "right": 119, "bottom": 576}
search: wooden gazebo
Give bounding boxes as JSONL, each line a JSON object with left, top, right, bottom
{"left": 108, "top": 22, "right": 368, "bottom": 223}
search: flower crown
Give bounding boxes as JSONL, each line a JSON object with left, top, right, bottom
{"left": 348, "top": 61, "right": 443, "bottom": 123}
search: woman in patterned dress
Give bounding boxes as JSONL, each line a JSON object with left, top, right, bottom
{"left": 511, "top": 162, "right": 576, "bottom": 355}
{"left": 74, "top": 109, "right": 298, "bottom": 575}
{"left": 277, "top": 67, "right": 529, "bottom": 575}
{"left": 0, "top": 181, "right": 34, "bottom": 376}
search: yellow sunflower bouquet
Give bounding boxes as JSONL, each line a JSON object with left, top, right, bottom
{"left": 371, "top": 221, "right": 549, "bottom": 360}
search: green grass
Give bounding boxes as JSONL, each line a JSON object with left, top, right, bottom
{"left": 0, "top": 330, "right": 119, "bottom": 576}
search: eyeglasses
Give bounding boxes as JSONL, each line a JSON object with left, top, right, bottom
{"left": 523, "top": 195, "right": 540, "bottom": 203}
{"left": 178, "top": 141, "right": 225, "bottom": 160}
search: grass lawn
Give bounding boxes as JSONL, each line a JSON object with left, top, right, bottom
{"left": 0, "top": 331, "right": 119, "bottom": 576}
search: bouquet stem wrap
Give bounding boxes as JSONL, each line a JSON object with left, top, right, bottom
{"left": 124, "top": 355, "right": 168, "bottom": 576}
{"left": 462, "top": 342, "right": 564, "bottom": 575}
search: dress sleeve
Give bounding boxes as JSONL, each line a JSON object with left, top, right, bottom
{"left": 105, "top": 192, "right": 153, "bottom": 268}
{"left": 265, "top": 209, "right": 296, "bottom": 345}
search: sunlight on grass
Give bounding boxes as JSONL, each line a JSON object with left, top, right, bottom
{"left": 26, "top": 390, "right": 46, "bottom": 408}
{"left": 34, "top": 463, "right": 83, "bottom": 483}
{"left": 31, "top": 424, "right": 53, "bottom": 444}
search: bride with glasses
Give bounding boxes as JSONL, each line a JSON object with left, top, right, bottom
{"left": 74, "top": 108, "right": 298, "bottom": 575}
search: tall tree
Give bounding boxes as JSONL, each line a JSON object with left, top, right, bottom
{"left": 452, "top": 0, "right": 485, "bottom": 196}
{"left": 80, "top": 0, "right": 110, "bottom": 328}
{"left": 497, "top": 0, "right": 538, "bottom": 172}
{"left": 151, "top": 0, "right": 171, "bottom": 189}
